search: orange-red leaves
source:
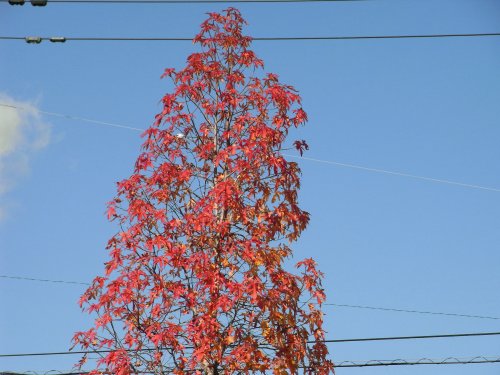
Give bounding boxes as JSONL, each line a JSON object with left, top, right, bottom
{"left": 106, "top": 201, "right": 117, "bottom": 220}
{"left": 76, "top": 7, "right": 331, "bottom": 375}
{"left": 160, "top": 67, "right": 175, "bottom": 79}
{"left": 293, "top": 107, "right": 308, "bottom": 126}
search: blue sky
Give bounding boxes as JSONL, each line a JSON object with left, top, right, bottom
{"left": 0, "top": 0, "right": 499, "bottom": 373}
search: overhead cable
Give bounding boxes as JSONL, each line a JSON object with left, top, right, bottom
{"left": 4, "top": 0, "right": 362, "bottom": 4}
{"left": 3, "top": 273, "right": 498, "bottom": 320}
{"left": 3, "top": 103, "right": 498, "bottom": 193}
{"left": 1, "top": 332, "right": 499, "bottom": 357}
{"left": 0, "top": 103, "right": 143, "bottom": 131}
{"left": 1, "top": 32, "right": 500, "bottom": 44}
{"left": 324, "top": 331, "right": 500, "bottom": 343}
{"left": 325, "top": 303, "right": 500, "bottom": 320}
{"left": 0, "top": 275, "right": 89, "bottom": 286}
{"left": 0, "top": 357, "right": 499, "bottom": 370}
{"left": 284, "top": 154, "right": 500, "bottom": 192}
{"left": 334, "top": 356, "right": 500, "bottom": 368}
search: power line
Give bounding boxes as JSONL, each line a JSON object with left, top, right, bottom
{"left": 3, "top": 273, "right": 498, "bottom": 320}
{"left": 0, "top": 103, "right": 144, "bottom": 131}
{"left": 1, "top": 333, "right": 499, "bottom": 357}
{"left": 2, "top": 103, "right": 499, "bottom": 193}
{"left": 334, "top": 356, "right": 500, "bottom": 368}
{"left": 1, "top": 32, "right": 500, "bottom": 44}
{"left": 10, "top": 357, "right": 500, "bottom": 375}
{"left": 284, "top": 154, "right": 500, "bottom": 192}
{"left": 2, "top": 0, "right": 361, "bottom": 3}
{"left": 0, "top": 275, "right": 89, "bottom": 286}
{"left": 323, "top": 332, "right": 500, "bottom": 343}
{"left": 325, "top": 303, "right": 500, "bottom": 320}
{"left": 3, "top": 357, "right": 500, "bottom": 373}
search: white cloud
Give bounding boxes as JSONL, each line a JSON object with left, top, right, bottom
{"left": 0, "top": 93, "right": 51, "bottom": 220}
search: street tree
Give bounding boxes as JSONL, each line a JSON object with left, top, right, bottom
{"left": 74, "top": 8, "right": 333, "bottom": 375}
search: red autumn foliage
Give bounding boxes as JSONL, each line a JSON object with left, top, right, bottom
{"left": 74, "top": 8, "right": 332, "bottom": 375}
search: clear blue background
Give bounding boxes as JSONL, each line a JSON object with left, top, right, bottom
{"left": 0, "top": 0, "right": 499, "bottom": 373}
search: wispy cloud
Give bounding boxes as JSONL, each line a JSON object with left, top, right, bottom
{"left": 0, "top": 93, "right": 51, "bottom": 220}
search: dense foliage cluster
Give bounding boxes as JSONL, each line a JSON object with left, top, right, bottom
{"left": 74, "top": 8, "right": 332, "bottom": 375}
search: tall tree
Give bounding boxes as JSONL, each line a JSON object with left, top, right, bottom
{"left": 74, "top": 8, "right": 332, "bottom": 375}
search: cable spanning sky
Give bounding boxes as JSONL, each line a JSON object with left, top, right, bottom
{"left": 2, "top": 32, "right": 500, "bottom": 42}
{"left": 1, "top": 1, "right": 499, "bottom": 374}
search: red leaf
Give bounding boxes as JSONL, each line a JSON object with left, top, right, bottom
{"left": 293, "top": 139, "right": 309, "bottom": 156}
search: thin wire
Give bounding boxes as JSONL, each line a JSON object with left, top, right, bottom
{"left": 3, "top": 274, "right": 499, "bottom": 320}
{"left": 0, "top": 275, "right": 89, "bottom": 286}
{"left": 1, "top": 333, "right": 499, "bottom": 357}
{"left": 3, "top": 102, "right": 499, "bottom": 193}
{"left": 6, "top": 355, "right": 500, "bottom": 373}
{"left": 326, "top": 303, "right": 500, "bottom": 320}
{"left": 1, "top": 0, "right": 361, "bottom": 3}
{"left": 3, "top": 356, "right": 500, "bottom": 375}
{"left": 256, "top": 33, "right": 500, "bottom": 41}
{"left": 1, "top": 33, "right": 500, "bottom": 42}
{"left": 284, "top": 154, "right": 500, "bottom": 192}
{"left": 2, "top": 357, "right": 500, "bottom": 371}
{"left": 3, "top": 357, "right": 499, "bottom": 375}
{"left": 321, "top": 331, "right": 500, "bottom": 344}
{"left": 333, "top": 356, "right": 500, "bottom": 368}
{"left": 0, "top": 103, "right": 144, "bottom": 132}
